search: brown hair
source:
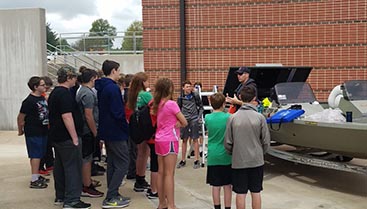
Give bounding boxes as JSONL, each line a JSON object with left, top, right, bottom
{"left": 117, "top": 74, "right": 126, "bottom": 87}
{"left": 127, "top": 72, "right": 148, "bottom": 110}
{"left": 41, "top": 76, "right": 53, "bottom": 87}
{"left": 182, "top": 80, "right": 192, "bottom": 87}
{"left": 102, "top": 60, "right": 120, "bottom": 76}
{"left": 240, "top": 86, "right": 256, "bottom": 102}
{"left": 27, "top": 76, "right": 42, "bottom": 91}
{"left": 209, "top": 93, "right": 225, "bottom": 110}
{"left": 152, "top": 77, "right": 174, "bottom": 114}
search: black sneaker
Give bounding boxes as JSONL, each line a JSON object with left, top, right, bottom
{"left": 126, "top": 174, "right": 136, "bottom": 180}
{"left": 133, "top": 180, "right": 150, "bottom": 192}
{"left": 63, "top": 200, "right": 91, "bottom": 209}
{"left": 95, "top": 164, "right": 106, "bottom": 172}
{"left": 29, "top": 179, "right": 47, "bottom": 189}
{"left": 145, "top": 189, "right": 158, "bottom": 199}
{"left": 176, "top": 160, "right": 186, "bottom": 169}
{"left": 38, "top": 175, "right": 50, "bottom": 183}
{"left": 91, "top": 163, "right": 105, "bottom": 176}
{"left": 187, "top": 150, "right": 195, "bottom": 159}
{"left": 193, "top": 160, "right": 200, "bottom": 169}
{"left": 54, "top": 198, "right": 64, "bottom": 206}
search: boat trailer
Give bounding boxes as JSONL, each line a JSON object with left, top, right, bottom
{"left": 267, "top": 148, "right": 367, "bottom": 175}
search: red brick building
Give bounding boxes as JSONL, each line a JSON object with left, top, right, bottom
{"left": 142, "top": 0, "right": 367, "bottom": 101}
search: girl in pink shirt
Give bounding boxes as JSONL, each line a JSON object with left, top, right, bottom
{"left": 152, "top": 78, "right": 187, "bottom": 209}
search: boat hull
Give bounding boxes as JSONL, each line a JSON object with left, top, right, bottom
{"left": 269, "top": 119, "right": 367, "bottom": 159}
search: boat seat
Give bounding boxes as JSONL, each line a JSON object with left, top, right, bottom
{"left": 328, "top": 85, "right": 343, "bottom": 108}
{"left": 338, "top": 98, "right": 364, "bottom": 118}
{"left": 329, "top": 81, "right": 367, "bottom": 118}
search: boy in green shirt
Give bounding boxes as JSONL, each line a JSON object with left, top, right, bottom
{"left": 205, "top": 93, "right": 232, "bottom": 209}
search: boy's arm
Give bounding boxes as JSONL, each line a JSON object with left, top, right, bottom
{"left": 84, "top": 108, "right": 97, "bottom": 137}
{"left": 260, "top": 116, "right": 271, "bottom": 153}
{"left": 224, "top": 116, "right": 233, "bottom": 155}
{"left": 81, "top": 93, "right": 97, "bottom": 137}
{"left": 176, "top": 111, "right": 188, "bottom": 128}
{"left": 62, "top": 112, "right": 79, "bottom": 146}
{"left": 110, "top": 87, "right": 125, "bottom": 122}
{"left": 17, "top": 113, "right": 25, "bottom": 136}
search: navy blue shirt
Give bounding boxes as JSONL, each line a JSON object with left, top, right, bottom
{"left": 95, "top": 77, "right": 129, "bottom": 141}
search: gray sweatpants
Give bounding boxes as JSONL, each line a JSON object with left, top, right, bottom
{"left": 53, "top": 138, "right": 83, "bottom": 204}
{"left": 105, "top": 140, "right": 129, "bottom": 199}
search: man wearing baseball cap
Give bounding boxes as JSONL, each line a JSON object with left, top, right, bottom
{"left": 226, "top": 67, "right": 257, "bottom": 112}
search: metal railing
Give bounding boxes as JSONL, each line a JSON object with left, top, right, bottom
{"left": 47, "top": 43, "right": 102, "bottom": 70}
{"left": 58, "top": 31, "right": 143, "bottom": 55}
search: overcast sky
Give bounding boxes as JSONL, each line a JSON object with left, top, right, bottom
{"left": 0, "top": 0, "right": 142, "bottom": 35}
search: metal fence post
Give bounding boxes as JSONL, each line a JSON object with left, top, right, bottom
{"left": 133, "top": 32, "right": 136, "bottom": 54}
{"left": 83, "top": 33, "right": 86, "bottom": 53}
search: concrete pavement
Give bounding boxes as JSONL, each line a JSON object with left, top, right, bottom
{"left": 0, "top": 131, "right": 366, "bottom": 209}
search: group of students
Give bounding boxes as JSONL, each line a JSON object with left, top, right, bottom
{"left": 17, "top": 60, "right": 270, "bottom": 209}
{"left": 17, "top": 59, "right": 186, "bottom": 209}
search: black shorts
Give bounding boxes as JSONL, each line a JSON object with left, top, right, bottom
{"left": 81, "top": 133, "right": 96, "bottom": 158}
{"left": 206, "top": 165, "right": 232, "bottom": 186}
{"left": 232, "top": 165, "right": 264, "bottom": 194}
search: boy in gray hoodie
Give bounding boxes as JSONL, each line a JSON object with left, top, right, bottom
{"left": 224, "top": 86, "right": 270, "bottom": 209}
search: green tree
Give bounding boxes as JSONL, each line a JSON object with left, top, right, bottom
{"left": 72, "top": 19, "right": 117, "bottom": 52}
{"left": 88, "top": 18, "right": 117, "bottom": 51}
{"left": 46, "top": 23, "right": 59, "bottom": 51}
{"left": 90, "top": 19, "right": 117, "bottom": 36}
{"left": 121, "top": 21, "right": 143, "bottom": 52}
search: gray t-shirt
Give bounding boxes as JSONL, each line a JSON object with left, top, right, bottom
{"left": 76, "top": 85, "right": 99, "bottom": 135}
{"left": 177, "top": 92, "right": 203, "bottom": 121}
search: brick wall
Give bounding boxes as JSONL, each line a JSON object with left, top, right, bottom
{"left": 142, "top": 0, "right": 367, "bottom": 101}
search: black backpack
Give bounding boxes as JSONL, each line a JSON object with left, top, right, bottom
{"left": 129, "top": 104, "right": 156, "bottom": 144}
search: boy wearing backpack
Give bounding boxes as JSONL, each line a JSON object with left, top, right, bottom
{"left": 177, "top": 80, "right": 204, "bottom": 169}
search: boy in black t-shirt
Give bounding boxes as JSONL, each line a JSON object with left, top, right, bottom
{"left": 48, "top": 67, "right": 91, "bottom": 209}
{"left": 17, "top": 76, "right": 49, "bottom": 189}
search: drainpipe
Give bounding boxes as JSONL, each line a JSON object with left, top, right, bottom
{"left": 180, "top": 0, "right": 186, "bottom": 85}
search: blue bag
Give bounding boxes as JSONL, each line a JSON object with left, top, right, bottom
{"left": 267, "top": 109, "right": 305, "bottom": 123}
{"left": 267, "top": 109, "right": 305, "bottom": 131}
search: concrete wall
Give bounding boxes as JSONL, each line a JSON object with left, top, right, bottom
{"left": 91, "top": 54, "right": 144, "bottom": 75}
{"left": 0, "top": 8, "right": 46, "bottom": 130}
{"left": 55, "top": 54, "right": 144, "bottom": 75}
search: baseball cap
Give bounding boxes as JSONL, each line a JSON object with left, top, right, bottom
{"left": 236, "top": 67, "right": 251, "bottom": 75}
{"left": 57, "top": 66, "right": 77, "bottom": 79}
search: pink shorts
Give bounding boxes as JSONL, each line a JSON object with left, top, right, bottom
{"left": 155, "top": 141, "right": 179, "bottom": 156}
